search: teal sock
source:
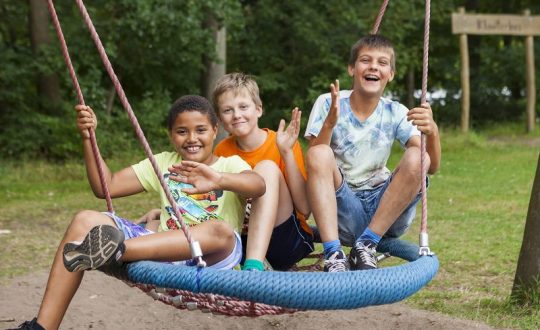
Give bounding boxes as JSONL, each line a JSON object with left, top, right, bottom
{"left": 242, "top": 259, "right": 265, "bottom": 271}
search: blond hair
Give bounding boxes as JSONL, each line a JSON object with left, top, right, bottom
{"left": 212, "top": 73, "right": 262, "bottom": 111}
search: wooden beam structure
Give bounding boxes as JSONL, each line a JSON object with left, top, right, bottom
{"left": 452, "top": 8, "right": 538, "bottom": 133}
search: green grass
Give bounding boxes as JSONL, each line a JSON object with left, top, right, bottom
{"left": 392, "top": 127, "right": 540, "bottom": 329}
{"left": 1, "top": 125, "right": 539, "bottom": 329}
{"left": 0, "top": 156, "right": 159, "bottom": 280}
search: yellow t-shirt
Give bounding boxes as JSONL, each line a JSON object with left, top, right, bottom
{"left": 132, "top": 151, "right": 251, "bottom": 233}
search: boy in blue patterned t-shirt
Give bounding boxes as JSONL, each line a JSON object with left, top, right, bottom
{"left": 304, "top": 34, "right": 441, "bottom": 272}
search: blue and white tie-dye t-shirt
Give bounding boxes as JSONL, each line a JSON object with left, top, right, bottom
{"left": 304, "top": 90, "right": 420, "bottom": 190}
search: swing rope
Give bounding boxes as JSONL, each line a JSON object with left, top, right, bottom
{"left": 371, "top": 0, "right": 389, "bottom": 34}
{"left": 46, "top": 0, "right": 207, "bottom": 267}
{"left": 371, "top": 0, "right": 433, "bottom": 255}
{"left": 46, "top": 0, "right": 438, "bottom": 316}
{"left": 419, "top": 0, "right": 432, "bottom": 255}
{"left": 46, "top": 0, "right": 114, "bottom": 214}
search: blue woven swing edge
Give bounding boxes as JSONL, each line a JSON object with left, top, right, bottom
{"left": 102, "top": 238, "right": 439, "bottom": 310}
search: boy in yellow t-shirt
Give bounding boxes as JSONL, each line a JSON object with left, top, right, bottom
{"left": 21, "top": 95, "right": 265, "bottom": 330}
{"left": 213, "top": 73, "right": 314, "bottom": 271}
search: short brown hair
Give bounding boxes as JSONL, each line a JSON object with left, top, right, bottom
{"left": 348, "top": 34, "right": 395, "bottom": 71}
{"left": 212, "top": 73, "right": 263, "bottom": 111}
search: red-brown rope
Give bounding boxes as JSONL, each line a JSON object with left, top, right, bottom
{"left": 46, "top": 0, "right": 114, "bottom": 213}
{"left": 370, "top": 0, "right": 431, "bottom": 242}
{"left": 419, "top": 0, "right": 431, "bottom": 235}
{"left": 71, "top": 0, "right": 204, "bottom": 265}
{"left": 371, "top": 0, "right": 390, "bottom": 34}
{"left": 136, "top": 284, "right": 299, "bottom": 316}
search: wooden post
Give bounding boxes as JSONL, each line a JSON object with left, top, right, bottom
{"left": 524, "top": 9, "right": 536, "bottom": 133}
{"left": 200, "top": 9, "right": 228, "bottom": 144}
{"left": 512, "top": 153, "right": 540, "bottom": 303}
{"left": 458, "top": 7, "right": 470, "bottom": 133}
{"left": 452, "top": 9, "right": 540, "bottom": 132}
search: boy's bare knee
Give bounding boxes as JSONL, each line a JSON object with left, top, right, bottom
{"left": 306, "top": 145, "right": 334, "bottom": 171}
{"left": 399, "top": 150, "right": 423, "bottom": 180}
{"left": 68, "top": 210, "right": 110, "bottom": 236}
{"left": 254, "top": 160, "right": 281, "bottom": 179}
{"left": 210, "top": 221, "right": 234, "bottom": 243}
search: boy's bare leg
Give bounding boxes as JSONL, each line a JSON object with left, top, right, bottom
{"left": 38, "top": 214, "right": 236, "bottom": 329}
{"left": 37, "top": 210, "right": 115, "bottom": 330}
{"left": 306, "top": 144, "right": 342, "bottom": 242}
{"left": 122, "top": 220, "right": 237, "bottom": 266}
{"left": 368, "top": 146, "right": 429, "bottom": 236}
{"left": 245, "top": 160, "right": 293, "bottom": 262}
{"left": 145, "top": 219, "right": 160, "bottom": 232}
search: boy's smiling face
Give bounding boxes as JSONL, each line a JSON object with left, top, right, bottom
{"left": 169, "top": 111, "right": 217, "bottom": 165}
{"left": 216, "top": 89, "right": 262, "bottom": 138}
{"left": 348, "top": 46, "right": 395, "bottom": 97}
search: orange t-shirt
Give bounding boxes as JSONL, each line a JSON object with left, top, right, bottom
{"left": 214, "top": 128, "right": 312, "bottom": 235}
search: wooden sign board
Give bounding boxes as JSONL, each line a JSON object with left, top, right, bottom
{"left": 452, "top": 13, "right": 540, "bottom": 36}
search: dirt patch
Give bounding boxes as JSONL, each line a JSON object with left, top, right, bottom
{"left": 0, "top": 270, "right": 498, "bottom": 330}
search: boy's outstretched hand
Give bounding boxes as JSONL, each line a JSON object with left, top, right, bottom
{"left": 75, "top": 105, "right": 98, "bottom": 139}
{"left": 407, "top": 102, "right": 438, "bottom": 136}
{"left": 168, "top": 161, "right": 221, "bottom": 194}
{"left": 276, "top": 107, "right": 301, "bottom": 155}
{"left": 325, "top": 79, "right": 340, "bottom": 128}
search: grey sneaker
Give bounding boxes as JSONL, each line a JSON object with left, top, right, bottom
{"left": 63, "top": 225, "right": 125, "bottom": 272}
{"left": 349, "top": 240, "right": 378, "bottom": 270}
{"left": 323, "top": 250, "right": 350, "bottom": 272}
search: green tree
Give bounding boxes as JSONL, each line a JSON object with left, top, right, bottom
{"left": 0, "top": 0, "right": 242, "bottom": 160}
{"left": 2, "top": 1, "right": 539, "bottom": 159}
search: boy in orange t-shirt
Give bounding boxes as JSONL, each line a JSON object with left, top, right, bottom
{"left": 213, "top": 72, "right": 314, "bottom": 271}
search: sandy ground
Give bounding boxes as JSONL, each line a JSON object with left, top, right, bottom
{"left": 0, "top": 270, "right": 497, "bottom": 330}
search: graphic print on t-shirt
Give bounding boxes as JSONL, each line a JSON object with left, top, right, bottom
{"left": 163, "top": 172, "right": 223, "bottom": 229}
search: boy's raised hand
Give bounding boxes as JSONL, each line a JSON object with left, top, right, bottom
{"left": 276, "top": 107, "right": 301, "bottom": 155}
{"left": 407, "top": 102, "right": 438, "bottom": 136}
{"left": 168, "top": 161, "right": 221, "bottom": 194}
{"left": 75, "top": 105, "right": 97, "bottom": 139}
{"left": 325, "top": 79, "right": 340, "bottom": 128}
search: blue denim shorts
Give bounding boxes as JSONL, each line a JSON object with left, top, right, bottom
{"left": 335, "top": 175, "right": 428, "bottom": 246}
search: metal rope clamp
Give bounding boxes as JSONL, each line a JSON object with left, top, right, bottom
{"left": 419, "top": 232, "right": 434, "bottom": 256}
{"left": 190, "top": 240, "right": 207, "bottom": 267}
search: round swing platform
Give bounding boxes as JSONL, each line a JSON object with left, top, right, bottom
{"left": 101, "top": 238, "right": 438, "bottom": 315}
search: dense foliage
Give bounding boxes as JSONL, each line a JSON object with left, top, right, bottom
{"left": 1, "top": 0, "right": 539, "bottom": 160}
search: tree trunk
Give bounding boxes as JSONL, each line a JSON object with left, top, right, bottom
{"left": 29, "top": 0, "right": 61, "bottom": 113}
{"left": 406, "top": 69, "right": 415, "bottom": 109}
{"left": 201, "top": 10, "right": 228, "bottom": 144}
{"left": 106, "top": 83, "right": 116, "bottom": 117}
{"left": 512, "top": 153, "right": 540, "bottom": 304}
{"left": 465, "top": 0, "right": 480, "bottom": 125}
